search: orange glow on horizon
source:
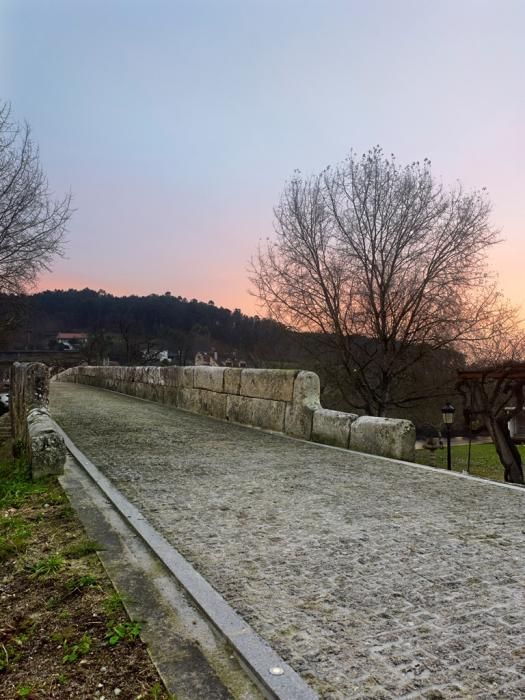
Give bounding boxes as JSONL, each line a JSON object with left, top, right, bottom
{"left": 34, "top": 238, "right": 524, "bottom": 324}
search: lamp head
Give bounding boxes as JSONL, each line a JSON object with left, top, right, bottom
{"left": 441, "top": 402, "right": 456, "bottom": 425}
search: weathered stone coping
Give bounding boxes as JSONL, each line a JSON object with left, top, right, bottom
{"left": 27, "top": 407, "right": 67, "bottom": 480}
{"left": 57, "top": 365, "right": 416, "bottom": 461}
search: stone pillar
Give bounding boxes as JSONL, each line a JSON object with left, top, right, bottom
{"left": 10, "top": 362, "right": 50, "bottom": 459}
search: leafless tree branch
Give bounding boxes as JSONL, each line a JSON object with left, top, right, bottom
{"left": 251, "top": 146, "right": 512, "bottom": 416}
{"left": 0, "top": 102, "right": 72, "bottom": 299}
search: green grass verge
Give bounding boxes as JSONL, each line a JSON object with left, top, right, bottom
{"left": 0, "top": 443, "right": 174, "bottom": 698}
{"left": 0, "top": 458, "right": 49, "bottom": 508}
{"left": 415, "top": 442, "right": 525, "bottom": 482}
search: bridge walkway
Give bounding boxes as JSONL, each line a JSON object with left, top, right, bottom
{"left": 50, "top": 381, "right": 525, "bottom": 700}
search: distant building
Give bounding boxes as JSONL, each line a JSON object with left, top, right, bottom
{"left": 195, "top": 351, "right": 219, "bottom": 367}
{"left": 57, "top": 332, "right": 88, "bottom": 344}
{"left": 56, "top": 332, "right": 88, "bottom": 351}
{"left": 223, "top": 356, "right": 247, "bottom": 368}
{"left": 195, "top": 350, "right": 248, "bottom": 368}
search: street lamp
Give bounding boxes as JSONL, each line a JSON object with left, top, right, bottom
{"left": 441, "top": 402, "right": 456, "bottom": 471}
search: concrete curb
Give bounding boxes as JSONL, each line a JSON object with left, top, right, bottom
{"left": 60, "top": 454, "right": 255, "bottom": 700}
{"left": 51, "top": 419, "right": 319, "bottom": 700}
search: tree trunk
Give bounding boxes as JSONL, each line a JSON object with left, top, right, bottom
{"left": 485, "top": 415, "right": 524, "bottom": 484}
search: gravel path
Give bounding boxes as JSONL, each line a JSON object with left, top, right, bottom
{"left": 50, "top": 382, "right": 525, "bottom": 700}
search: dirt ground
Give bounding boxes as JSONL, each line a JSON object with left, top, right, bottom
{"left": 0, "top": 423, "right": 173, "bottom": 700}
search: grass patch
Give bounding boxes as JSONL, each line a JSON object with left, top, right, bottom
{"left": 103, "top": 591, "right": 127, "bottom": 615}
{"left": 415, "top": 442, "right": 525, "bottom": 482}
{"left": 0, "top": 420, "right": 172, "bottom": 699}
{"left": 0, "top": 515, "right": 32, "bottom": 561}
{"left": 0, "top": 459, "right": 46, "bottom": 508}
{"left": 63, "top": 537, "right": 101, "bottom": 559}
{"left": 0, "top": 642, "right": 21, "bottom": 672}
{"left": 27, "top": 554, "right": 65, "bottom": 577}
{"left": 66, "top": 573, "right": 99, "bottom": 591}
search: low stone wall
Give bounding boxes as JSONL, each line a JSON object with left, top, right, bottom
{"left": 27, "top": 407, "right": 67, "bottom": 480}
{"left": 57, "top": 365, "right": 416, "bottom": 461}
{"left": 10, "top": 362, "right": 66, "bottom": 478}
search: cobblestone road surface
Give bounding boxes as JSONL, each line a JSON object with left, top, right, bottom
{"left": 50, "top": 382, "right": 525, "bottom": 700}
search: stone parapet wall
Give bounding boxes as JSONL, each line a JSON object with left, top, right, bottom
{"left": 350, "top": 416, "right": 416, "bottom": 461}
{"left": 57, "top": 365, "right": 416, "bottom": 461}
{"left": 312, "top": 408, "right": 358, "bottom": 449}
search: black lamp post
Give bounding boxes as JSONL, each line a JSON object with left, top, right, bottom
{"left": 441, "top": 402, "right": 456, "bottom": 471}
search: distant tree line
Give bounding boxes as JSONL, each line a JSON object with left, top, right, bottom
{"left": 0, "top": 288, "right": 468, "bottom": 428}
{"left": 1, "top": 288, "right": 297, "bottom": 367}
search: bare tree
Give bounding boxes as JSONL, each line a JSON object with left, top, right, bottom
{"left": 251, "top": 147, "right": 511, "bottom": 416}
{"left": 458, "top": 363, "right": 525, "bottom": 484}
{"left": 456, "top": 318, "right": 525, "bottom": 484}
{"left": 82, "top": 329, "right": 113, "bottom": 365}
{"left": 0, "top": 102, "right": 71, "bottom": 296}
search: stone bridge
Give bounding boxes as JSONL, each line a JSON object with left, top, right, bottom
{"left": 47, "top": 372, "right": 525, "bottom": 700}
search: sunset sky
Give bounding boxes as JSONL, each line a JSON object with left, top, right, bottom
{"left": 2, "top": 0, "right": 524, "bottom": 315}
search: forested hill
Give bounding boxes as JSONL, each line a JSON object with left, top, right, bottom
{"left": 0, "top": 288, "right": 461, "bottom": 423}
{"left": 14, "top": 288, "right": 295, "bottom": 364}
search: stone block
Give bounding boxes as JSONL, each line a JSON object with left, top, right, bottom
{"left": 239, "top": 368, "right": 297, "bottom": 402}
{"left": 194, "top": 366, "right": 224, "bottom": 393}
{"left": 27, "top": 407, "right": 66, "bottom": 479}
{"left": 349, "top": 416, "right": 416, "bottom": 461}
{"left": 200, "top": 390, "right": 228, "bottom": 420}
{"left": 113, "top": 366, "right": 125, "bottom": 382}
{"left": 312, "top": 408, "right": 357, "bottom": 448}
{"left": 224, "top": 367, "right": 242, "bottom": 395}
{"left": 134, "top": 367, "right": 148, "bottom": 384}
{"left": 182, "top": 367, "right": 195, "bottom": 388}
{"left": 64, "top": 367, "right": 78, "bottom": 382}
{"left": 163, "top": 385, "right": 179, "bottom": 406}
{"left": 113, "top": 379, "right": 125, "bottom": 395}
{"left": 285, "top": 371, "right": 321, "bottom": 440}
{"left": 103, "top": 368, "right": 118, "bottom": 391}
{"left": 123, "top": 366, "right": 138, "bottom": 385}
{"left": 227, "top": 395, "right": 285, "bottom": 432}
{"left": 143, "top": 366, "right": 162, "bottom": 385}
{"left": 160, "top": 366, "right": 182, "bottom": 387}
{"left": 138, "top": 381, "right": 161, "bottom": 402}
{"left": 177, "top": 388, "right": 201, "bottom": 413}
{"left": 56, "top": 368, "right": 73, "bottom": 382}
{"left": 123, "top": 380, "right": 136, "bottom": 397}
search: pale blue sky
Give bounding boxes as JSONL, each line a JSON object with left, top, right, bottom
{"left": 2, "top": 0, "right": 524, "bottom": 312}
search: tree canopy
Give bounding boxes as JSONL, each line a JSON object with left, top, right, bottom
{"left": 252, "top": 147, "right": 513, "bottom": 416}
{"left": 0, "top": 102, "right": 71, "bottom": 297}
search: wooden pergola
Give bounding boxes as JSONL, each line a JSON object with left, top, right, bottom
{"left": 458, "top": 362, "right": 525, "bottom": 383}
